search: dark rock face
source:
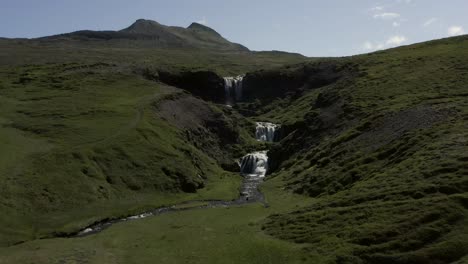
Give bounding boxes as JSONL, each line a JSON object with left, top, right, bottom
{"left": 242, "top": 62, "right": 347, "bottom": 102}
{"left": 267, "top": 121, "right": 310, "bottom": 173}
{"left": 315, "top": 90, "right": 340, "bottom": 108}
{"left": 180, "top": 178, "right": 205, "bottom": 193}
{"left": 156, "top": 93, "right": 242, "bottom": 173}
{"left": 220, "top": 161, "right": 240, "bottom": 172}
{"left": 268, "top": 91, "right": 347, "bottom": 174}
{"left": 158, "top": 71, "right": 225, "bottom": 103}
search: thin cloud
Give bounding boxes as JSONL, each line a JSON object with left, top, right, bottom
{"left": 423, "top": 18, "right": 438, "bottom": 27}
{"left": 196, "top": 16, "right": 208, "bottom": 25}
{"left": 370, "top": 6, "right": 384, "bottom": 11}
{"left": 448, "top": 26, "right": 465, "bottom": 36}
{"left": 363, "top": 41, "right": 374, "bottom": 50}
{"left": 362, "top": 35, "right": 407, "bottom": 52}
{"left": 373, "top": 12, "right": 401, "bottom": 20}
{"left": 386, "top": 35, "right": 407, "bottom": 46}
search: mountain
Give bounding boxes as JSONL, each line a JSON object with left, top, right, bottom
{"left": 39, "top": 19, "right": 249, "bottom": 51}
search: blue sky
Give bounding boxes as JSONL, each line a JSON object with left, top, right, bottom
{"left": 1, "top": 0, "right": 467, "bottom": 56}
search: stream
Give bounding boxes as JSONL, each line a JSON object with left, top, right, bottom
{"left": 71, "top": 121, "right": 280, "bottom": 238}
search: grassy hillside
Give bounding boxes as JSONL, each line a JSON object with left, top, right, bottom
{"left": 0, "top": 62, "right": 250, "bottom": 245}
{"left": 251, "top": 36, "right": 468, "bottom": 263}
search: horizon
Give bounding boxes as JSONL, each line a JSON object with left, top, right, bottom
{"left": 1, "top": 0, "right": 467, "bottom": 57}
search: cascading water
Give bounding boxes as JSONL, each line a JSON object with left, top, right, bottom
{"left": 223, "top": 76, "right": 244, "bottom": 105}
{"left": 255, "top": 122, "right": 280, "bottom": 142}
{"left": 239, "top": 151, "right": 268, "bottom": 177}
{"left": 238, "top": 151, "right": 268, "bottom": 200}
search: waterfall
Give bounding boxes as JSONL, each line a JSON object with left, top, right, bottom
{"left": 223, "top": 76, "right": 243, "bottom": 105}
{"left": 239, "top": 151, "right": 268, "bottom": 177}
{"left": 255, "top": 122, "right": 280, "bottom": 142}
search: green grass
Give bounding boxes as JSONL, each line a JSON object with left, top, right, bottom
{"left": 0, "top": 176, "right": 315, "bottom": 264}
{"left": 247, "top": 36, "right": 468, "bottom": 263}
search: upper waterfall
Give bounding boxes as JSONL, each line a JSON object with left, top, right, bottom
{"left": 255, "top": 122, "right": 280, "bottom": 142}
{"left": 223, "top": 76, "right": 244, "bottom": 105}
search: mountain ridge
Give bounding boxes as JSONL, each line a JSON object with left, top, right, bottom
{"left": 37, "top": 18, "right": 249, "bottom": 52}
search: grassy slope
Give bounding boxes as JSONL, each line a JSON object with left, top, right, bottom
{"left": 0, "top": 38, "right": 307, "bottom": 74}
{"left": 0, "top": 63, "right": 243, "bottom": 245}
{"left": 257, "top": 36, "right": 468, "bottom": 263}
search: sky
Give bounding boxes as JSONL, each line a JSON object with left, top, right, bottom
{"left": 1, "top": 0, "right": 467, "bottom": 57}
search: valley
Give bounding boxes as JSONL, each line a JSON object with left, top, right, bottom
{"left": 0, "top": 19, "right": 467, "bottom": 264}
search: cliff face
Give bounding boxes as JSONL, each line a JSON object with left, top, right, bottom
{"left": 156, "top": 70, "right": 225, "bottom": 103}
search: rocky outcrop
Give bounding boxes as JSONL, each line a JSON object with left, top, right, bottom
{"left": 155, "top": 93, "right": 245, "bottom": 172}
{"left": 267, "top": 89, "right": 347, "bottom": 174}
{"left": 242, "top": 62, "right": 348, "bottom": 102}
{"left": 157, "top": 70, "right": 225, "bottom": 103}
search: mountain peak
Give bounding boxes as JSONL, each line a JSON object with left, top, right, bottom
{"left": 187, "top": 22, "right": 221, "bottom": 37}
{"left": 120, "top": 19, "right": 165, "bottom": 34}
{"left": 134, "top": 19, "right": 161, "bottom": 26}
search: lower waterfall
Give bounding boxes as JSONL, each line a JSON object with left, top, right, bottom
{"left": 239, "top": 151, "right": 268, "bottom": 177}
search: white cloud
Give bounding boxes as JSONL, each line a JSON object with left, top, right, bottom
{"left": 363, "top": 41, "right": 374, "bottom": 50}
{"left": 448, "top": 26, "right": 465, "bottom": 36}
{"left": 373, "top": 12, "right": 401, "bottom": 20}
{"left": 393, "top": 21, "right": 401, "bottom": 27}
{"left": 386, "top": 35, "right": 407, "bottom": 45}
{"left": 362, "top": 35, "right": 407, "bottom": 52}
{"left": 362, "top": 41, "right": 385, "bottom": 51}
{"left": 423, "top": 18, "right": 438, "bottom": 27}
{"left": 397, "top": 0, "right": 412, "bottom": 3}
{"left": 371, "top": 6, "right": 384, "bottom": 11}
{"left": 196, "top": 16, "right": 208, "bottom": 25}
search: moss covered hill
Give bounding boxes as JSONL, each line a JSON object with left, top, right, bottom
{"left": 239, "top": 36, "right": 468, "bottom": 263}
{"left": 0, "top": 19, "right": 467, "bottom": 264}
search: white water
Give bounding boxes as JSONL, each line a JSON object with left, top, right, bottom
{"left": 239, "top": 151, "right": 268, "bottom": 177}
{"left": 255, "top": 122, "right": 280, "bottom": 142}
{"left": 223, "top": 76, "right": 244, "bottom": 105}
